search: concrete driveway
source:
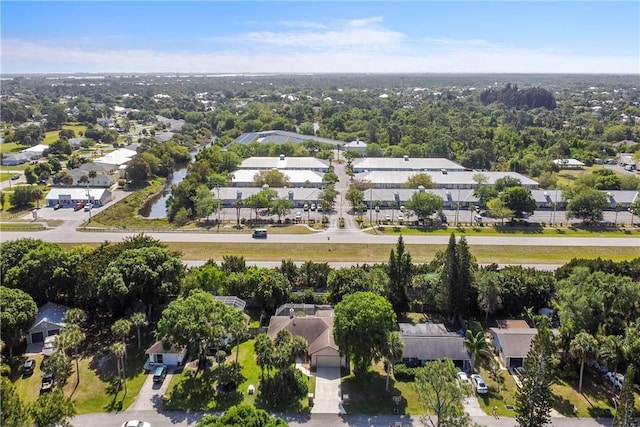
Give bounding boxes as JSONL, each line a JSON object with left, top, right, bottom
{"left": 128, "top": 372, "right": 173, "bottom": 412}
{"left": 311, "top": 367, "right": 345, "bottom": 414}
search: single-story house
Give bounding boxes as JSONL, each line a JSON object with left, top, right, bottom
{"left": 155, "top": 131, "right": 174, "bottom": 143}
{"left": 68, "top": 169, "right": 116, "bottom": 188}
{"left": 145, "top": 340, "right": 187, "bottom": 369}
{"left": 398, "top": 323, "right": 470, "bottom": 370}
{"left": 155, "top": 115, "right": 185, "bottom": 132}
{"left": 28, "top": 302, "right": 68, "bottom": 345}
{"left": 239, "top": 155, "right": 330, "bottom": 173}
{"left": 215, "top": 186, "right": 322, "bottom": 208}
{"left": 68, "top": 137, "right": 87, "bottom": 149}
{"left": 342, "top": 140, "right": 367, "bottom": 157}
{"left": 553, "top": 158, "right": 585, "bottom": 168}
{"left": 490, "top": 327, "right": 538, "bottom": 368}
{"left": 45, "top": 188, "right": 112, "bottom": 208}
{"left": 22, "top": 144, "right": 49, "bottom": 159}
{"left": 1, "top": 153, "right": 30, "bottom": 166}
{"left": 230, "top": 169, "right": 325, "bottom": 188}
{"left": 354, "top": 170, "right": 539, "bottom": 190}
{"left": 93, "top": 148, "right": 137, "bottom": 173}
{"left": 267, "top": 306, "right": 346, "bottom": 369}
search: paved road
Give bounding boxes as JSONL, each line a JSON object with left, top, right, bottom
{"left": 72, "top": 410, "right": 624, "bottom": 426}
{"left": 1, "top": 222, "right": 638, "bottom": 248}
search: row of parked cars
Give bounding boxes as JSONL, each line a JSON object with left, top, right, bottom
{"left": 23, "top": 359, "right": 55, "bottom": 394}
{"left": 456, "top": 371, "right": 488, "bottom": 394}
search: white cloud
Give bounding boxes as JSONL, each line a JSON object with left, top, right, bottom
{"left": 346, "top": 17, "right": 383, "bottom": 27}
{"left": 275, "top": 20, "right": 329, "bottom": 30}
{"left": 218, "top": 16, "right": 403, "bottom": 50}
{"left": 427, "top": 38, "right": 502, "bottom": 49}
{"left": 2, "top": 35, "right": 638, "bottom": 74}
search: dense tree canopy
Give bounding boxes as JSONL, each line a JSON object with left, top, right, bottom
{"left": 0, "top": 286, "right": 37, "bottom": 358}
{"left": 197, "top": 404, "right": 287, "bottom": 427}
{"left": 333, "top": 291, "right": 397, "bottom": 375}
{"left": 156, "top": 290, "right": 246, "bottom": 361}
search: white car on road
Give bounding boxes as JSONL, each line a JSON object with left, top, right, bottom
{"left": 122, "top": 421, "right": 151, "bottom": 427}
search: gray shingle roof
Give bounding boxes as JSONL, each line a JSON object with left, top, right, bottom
{"left": 401, "top": 336, "right": 470, "bottom": 361}
{"left": 490, "top": 328, "right": 538, "bottom": 358}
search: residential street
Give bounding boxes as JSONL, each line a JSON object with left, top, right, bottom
{"left": 72, "top": 410, "right": 625, "bottom": 426}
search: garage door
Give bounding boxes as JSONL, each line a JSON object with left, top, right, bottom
{"left": 31, "top": 332, "right": 44, "bottom": 343}
{"left": 316, "top": 355, "right": 341, "bottom": 368}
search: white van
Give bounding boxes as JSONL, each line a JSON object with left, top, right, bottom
{"left": 252, "top": 228, "right": 267, "bottom": 238}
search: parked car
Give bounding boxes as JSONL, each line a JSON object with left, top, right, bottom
{"left": 303, "top": 204, "right": 309, "bottom": 211}
{"left": 152, "top": 365, "right": 168, "bottom": 383}
{"left": 317, "top": 205, "right": 323, "bottom": 212}
{"left": 470, "top": 374, "right": 488, "bottom": 394}
{"left": 607, "top": 372, "right": 624, "bottom": 389}
{"left": 121, "top": 420, "right": 151, "bottom": 427}
{"left": 385, "top": 214, "right": 391, "bottom": 222}
{"left": 53, "top": 203, "right": 61, "bottom": 210}
{"left": 84, "top": 203, "right": 93, "bottom": 211}
{"left": 11, "top": 174, "right": 20, "bottom": 180}
{"left": 397, "top": 215, "right": 404, "bottom": 222}
{"left": 40, "top": 372, "right": 55, "bottom": 393}
{"left": 295, "top": 212, "right": 302, "bottom": 221}
{"left": 310, "top": 203, "right": 316, "bottom": 211}
{"left": 74, "top": 202, "right": 85, "bottom": 211}
{"left": 456, "top": 371, "right": 469, "bottom": 384}
{"left": 594, "top": 361, "right": 608, "bottom": 374}
{"left": 23, "top": 359, "right": 36, "bottom": 376}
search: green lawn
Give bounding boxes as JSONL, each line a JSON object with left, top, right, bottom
{"left": 43, "top": 124, "right": 88, "bottom": 144}
{"left": 341, "top": 362, "right": 422, "bottom": 415}
{"left": 474, "top": 367, "right": 516, "bottom": 417}
{"left": 551, "top": 369, "right": 640, "bottom": 418}
{"left": 368, "top": 224, "right": 639, "bottom": 238}
{"left": 165, "top": 339, "right": 314, "bottom": 412}
{"left": 9, "top": 344, "right": 148, "bottom": 415}
{"left": 0, "top": 141, "right": 26, "bottom": 153}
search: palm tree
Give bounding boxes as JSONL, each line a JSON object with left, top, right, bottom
{"left": 78, "top": 175, "right": 89, "bottom": 187}
{"left": 110, "top": 342, "right": 126, "bottom": 393}
{"left": 60, "top": 324, "right": 85, "bottom": 386}
{"left": 111, "top": 318, "right": 132, "bottom": 361}
{"left": 88, "top": 169, "right": 97, "bottom": 186}
{"left": 129, "top": 312, "right": 148, "bottom": 350}
{"left": 464, "top": 330, "right": 492, "bottom": 373}
{"left": 254, "top": 333, "right": 273, "bottom": 379}
{"left": 569, "top": 331, "right": 598, "bottom": 392}
{"left": 598, "top": 335, "right": 625, "bottom": 381}
{"left": 228, "top": 315, "right": 248, "bottom": 375}
{"left": 384, "top": 332, "right": 404, "bottom": 391}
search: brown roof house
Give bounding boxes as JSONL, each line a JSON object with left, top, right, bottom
{"left": 267, "top": 304, "right": 346, "bottom": 369}
{"left": 490, "top": 325, "right": 538, "bottom": 368}
{"left": 145, "top": 340, "right": 187, "bottom": 371}
{"left": 398, "top": 323, "right": 471, "bottom": 370}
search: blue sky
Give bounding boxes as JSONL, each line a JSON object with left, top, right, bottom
{"left": 1, "top": 1, "right": 639, "bottom": 74}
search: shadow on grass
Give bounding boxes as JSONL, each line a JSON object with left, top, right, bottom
{"left": 494, "top": 223, "right": 544, "bottom": 234}
{"left": 165, "top": 364, "right": 244, "bottom": 411}
{"left": 341, "top": 371, "right": 405, "bottom": 414}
